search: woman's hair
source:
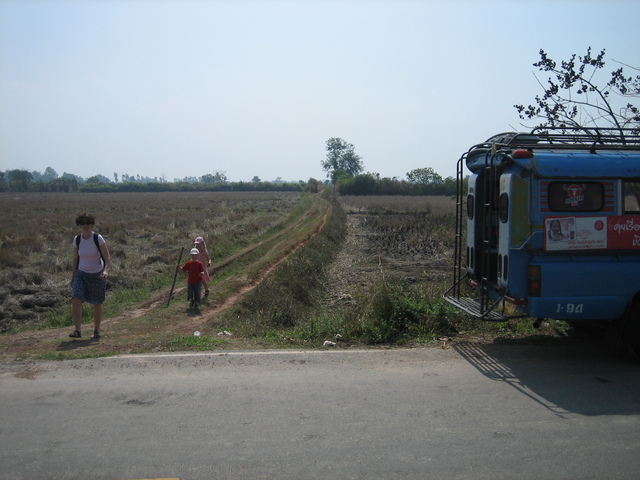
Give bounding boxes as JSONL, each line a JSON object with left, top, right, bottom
{"left": 75, "top": 212, "right": 95, "bottom": 226}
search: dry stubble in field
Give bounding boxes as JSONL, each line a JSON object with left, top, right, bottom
{"left": 323, "top": 195, "right": 457, "bottom": 310}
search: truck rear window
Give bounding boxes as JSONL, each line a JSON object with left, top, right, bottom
{"left": 624, "top": 181, "right": 640, "bottom": 213}
{"left": 548, "top": 181, "right": 604, "bottom": 212}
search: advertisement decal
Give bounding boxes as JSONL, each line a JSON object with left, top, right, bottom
{"left": 544, "top": 216, "right": 606, "bottom": 251}
{"left": 544, "top": 216, "right": 640, "bottom": 251}
{"left": 608, "top": 216, "right": 640, "bottom": 250}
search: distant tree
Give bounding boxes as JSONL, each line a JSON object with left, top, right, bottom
{"left": 406, "top": 167, "right": 443, "bottom": 184}
{"left": 62, "top": 172, "right": 82, "bottom": 181}
{"left": 114, "top": 172, "right": 118, "bottom": 183}
{"left": 60, "top": 173, "right": 80, "bottom": 191}
{"left": 215, "top": 171, "right": 228, "bottom": 183}
{"left": 48, "top": 178, "right": 63, "bottom": 192}
{"left": 331, "top": 169, "right": 354, "bottom": 191}
{"left": 321, "top": 138, "right": 364, "bottom": 185}
{"left": 176, "top": 176, "right": 198, "bottom": 184}
{"left": 251, "top": 176, "right": 261, "bottom": 183}
{"left": 42, "top": 167, "right": 58, "bottom": 182}
{"left": 306, "top": 178, "right": 322, "bottom": 193}
{"left": 7, "top": 169, "right": 33, "bottom": 191}
{"left": 86, "top": 174, "right": 111, "bottom": 184}
{"left": 342, "top": 173, "right": 378, "bottom": 195}
{"left": 515, "top": 47, "right": 640, "bottom": 134}
{"left": 121, "top": 173, "right": 136, "bottom": 183}
{"left": 46, "top": 176, "right": 77, "bottom": 192}
{"left": 201, "top": 171, "right": 228, "bottom": 184}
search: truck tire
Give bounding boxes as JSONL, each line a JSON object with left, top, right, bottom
{"left": 622, "top": 300, "right": 640, "bottom": 361}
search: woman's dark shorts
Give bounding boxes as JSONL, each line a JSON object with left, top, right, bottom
{"left": 72, "top": 270, "right": 106, "bottom": 304}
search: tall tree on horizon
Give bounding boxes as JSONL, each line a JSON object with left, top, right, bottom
{"left": 321, "top": 138, "right": 364, "bottom": 185}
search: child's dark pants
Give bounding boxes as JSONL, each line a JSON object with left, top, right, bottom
{"left": 188, "top": 283, "right": 202, "bottom": 304}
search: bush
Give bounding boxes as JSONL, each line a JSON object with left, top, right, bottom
{"left": 337, "top": 275, "right": 464, "bottom": 345}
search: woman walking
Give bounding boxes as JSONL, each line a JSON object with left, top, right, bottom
{"left": 69, "top": 212, "right": 111, "bottom": 338}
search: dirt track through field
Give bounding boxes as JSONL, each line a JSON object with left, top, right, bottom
{"left": 178, "top": 207, "right": 329, "bottom": 334}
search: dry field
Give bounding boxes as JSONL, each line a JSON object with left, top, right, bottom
{"left": 0, "top": 192, "right": 457, "bottom": 334}
{"left": 320, "top": 195, "right": 457, "bottom": 316}
{"left": 0, "top": 191, "right": 303, "bottom": 333}
{"left": 338, "top": 195, "right": 456, "bottom": 277}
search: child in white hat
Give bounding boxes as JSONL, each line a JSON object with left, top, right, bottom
{"left": 180, "top": 248, "right": 205, "bottom": 308}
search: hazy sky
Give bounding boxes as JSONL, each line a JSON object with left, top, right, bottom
{"left": 1, "top": 0, "right": 639, "bottom": 183}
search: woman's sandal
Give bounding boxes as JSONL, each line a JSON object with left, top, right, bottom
{"left": 69, "top": 330, "right": 81, "bottom": 338}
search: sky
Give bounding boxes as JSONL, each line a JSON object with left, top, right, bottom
{"left": 1, "top": 0, "right": 639, "bottom": 183}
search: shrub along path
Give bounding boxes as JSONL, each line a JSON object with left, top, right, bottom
{"left": 0, "top": 195, "right": 331, "bottom": 363}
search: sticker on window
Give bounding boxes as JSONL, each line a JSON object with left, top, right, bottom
{"left": 548, "top": 182, "right": 604, "bottom": 212}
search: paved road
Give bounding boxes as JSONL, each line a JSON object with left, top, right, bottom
{"left": 1, "top": 342, "right": 639, "bottom": 480}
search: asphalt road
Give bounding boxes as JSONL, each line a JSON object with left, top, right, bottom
{"left": 1, "top": 342, "right": 639, "bottom": 480}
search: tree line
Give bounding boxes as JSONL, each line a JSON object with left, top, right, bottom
{"left": 0, "top": 167, "right": 457, "bottom": 196}
{"left": 0, "top": 169, "right": 309, "bottom": 193}
{"left": 1, "top": 157, "right": 457, "bottom": 195}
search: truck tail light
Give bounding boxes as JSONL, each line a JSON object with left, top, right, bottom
{"left": 513, "top": 149, "right": 533, "bottom": 159}
{"left": 528, "top": 265, "right": 541, "bottom": 297}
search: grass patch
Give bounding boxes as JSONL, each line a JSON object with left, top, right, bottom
{"left": 286, "top": 276, "right": 476, "bottom": 346}
{"left": 171, "top": 335, "right": 227, "bottom": 351}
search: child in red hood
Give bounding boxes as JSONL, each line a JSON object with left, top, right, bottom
{"left": 193, "top": 236, "right": 212, "bottom": 297}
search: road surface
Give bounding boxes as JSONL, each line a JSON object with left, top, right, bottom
{"left": 1, "top": 342, "right": 639, "bottom": 480}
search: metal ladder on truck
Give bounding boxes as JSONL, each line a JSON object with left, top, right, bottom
{"left": 444, "top": 143, "right": 508, "bottom": 321}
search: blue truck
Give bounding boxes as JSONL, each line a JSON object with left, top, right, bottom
{"left": 444, "top": 128, "right": 640, "bottom": 359}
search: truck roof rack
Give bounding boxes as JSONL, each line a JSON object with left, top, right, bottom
{"left": 482, "top": 127, "right": 640, "bottom": 153}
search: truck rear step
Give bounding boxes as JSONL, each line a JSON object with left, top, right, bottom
{"left": 444, "top": 295, "right": 510, "bottom": 322}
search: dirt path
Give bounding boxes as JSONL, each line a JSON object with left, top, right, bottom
{"left": 180, "top": 207, "right": 329, "bottom": 334}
